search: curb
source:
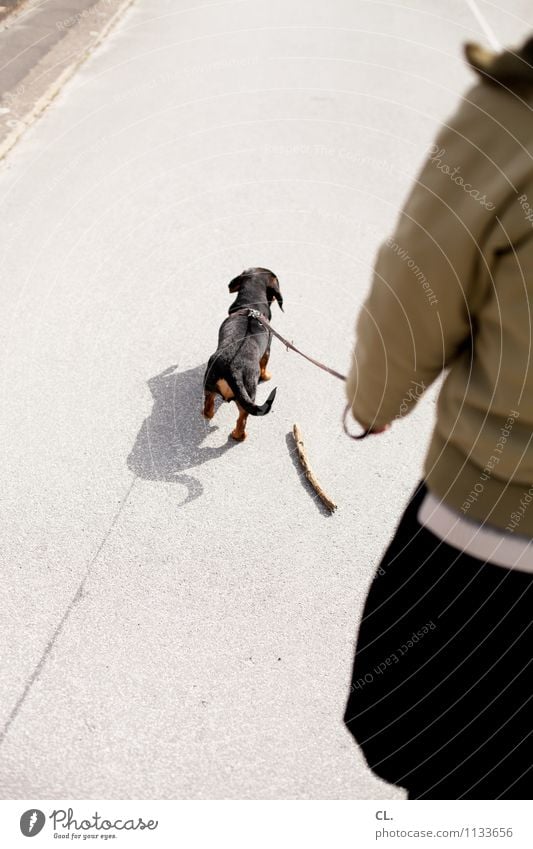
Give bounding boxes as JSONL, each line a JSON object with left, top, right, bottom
{"left": 0, "top": 0, "right": 136, "bottom": 163}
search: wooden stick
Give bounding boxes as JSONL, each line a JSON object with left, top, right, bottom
{"left": 292, "top": 423, "right": 337, "bottom": 513}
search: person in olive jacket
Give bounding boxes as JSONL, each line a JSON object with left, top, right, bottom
{"left": 344, "top": 36, "right": 533, "bottom": 799}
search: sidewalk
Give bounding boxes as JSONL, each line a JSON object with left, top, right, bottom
{"left": 0, "top": 1, "right": 22, "bottom": 23}
{"left": 0, "top": 0, "right": 133, "bottom": 158}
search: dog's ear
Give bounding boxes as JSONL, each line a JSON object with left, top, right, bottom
{"left": 267, "top": 275, "right": 284, "bottom": 311}
{"left": 228, "top": 272, "right": 247, "bottom": 293}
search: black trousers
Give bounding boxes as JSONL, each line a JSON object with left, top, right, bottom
{"left": 344, "top": 482, "right": 533, "bottom": 799}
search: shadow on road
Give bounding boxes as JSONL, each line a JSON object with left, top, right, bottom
{"left": 127, "top": 364, "right": 237, "bottom": 505}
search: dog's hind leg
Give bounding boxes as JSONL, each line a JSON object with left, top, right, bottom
{"left": 259, "top": 350, "right": 271, "bottom": 382}
{"left": 231, "top": 404, "right": 248, "bottom": 441}
{"left": 203, "top": 391, "right": 216, "bottom": 419}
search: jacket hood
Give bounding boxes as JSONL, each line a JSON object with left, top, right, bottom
{"left": 465, "top": 36, "right": 533, "bottom": 90}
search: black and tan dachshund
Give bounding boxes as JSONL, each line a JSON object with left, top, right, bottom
{"left": 203, "top": 267, "right": 283, "bottom": 441}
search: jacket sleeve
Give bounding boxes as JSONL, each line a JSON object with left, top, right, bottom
{"left": 346, "top": 123, "right": 500, "bottom": 430}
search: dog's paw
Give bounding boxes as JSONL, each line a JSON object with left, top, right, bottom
{"left": 260, "top": 371, "right": 272, "bottom": 382}
{"left": 231, "top": 429, "right": 247, "bottom": 441}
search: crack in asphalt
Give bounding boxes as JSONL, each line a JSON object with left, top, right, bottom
{"left": 0, "top": 474, "right": 137, "bottom": 748}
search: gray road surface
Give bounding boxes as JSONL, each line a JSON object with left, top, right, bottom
{"left": 1, "top": 0, "right": 532, "bottom": 799}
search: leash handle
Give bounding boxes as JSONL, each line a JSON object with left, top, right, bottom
{"left": 342, "top": 403, "right": 372, "bottom": 441}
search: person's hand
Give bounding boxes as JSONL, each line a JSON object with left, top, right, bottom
{"left": 343, "top": 404, "right": 390, "bottom": 440}
{"left": 367, "top": 424, "right": 390, "bottom": 434}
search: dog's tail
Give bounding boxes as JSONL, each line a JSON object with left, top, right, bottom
{"left": 228, "top": 375, "right": 277, "bottom": 416}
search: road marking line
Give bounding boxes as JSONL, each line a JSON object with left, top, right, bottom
{"left": 464, "top": 0, "right": 501, "bottom": 50}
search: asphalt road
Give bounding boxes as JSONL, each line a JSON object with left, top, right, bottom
{"left": 1, "top": 0, "right": 532, "bottom": 800}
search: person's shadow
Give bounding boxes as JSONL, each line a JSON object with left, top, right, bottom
{"left": 127, "top": 364, "right": 237, "bottom": 505}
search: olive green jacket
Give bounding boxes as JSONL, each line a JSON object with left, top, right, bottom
{"left": 346, "top": 44, "right": 533, "bottom": 534}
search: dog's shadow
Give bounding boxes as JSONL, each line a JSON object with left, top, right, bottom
{"left": 127, "top": 363, "right": 236, "bottom": 505}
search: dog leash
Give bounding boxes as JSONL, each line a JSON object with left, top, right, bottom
{"left": 233, "top": 308, "right": 371, "bottom": 440}
{"left": 234, "top": 308, "right": 346, "bottom": 381}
